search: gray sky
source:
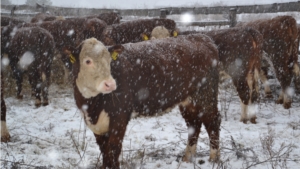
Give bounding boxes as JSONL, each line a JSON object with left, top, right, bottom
{"left": 9, "top": 0, "right": 298, "bottom": 9}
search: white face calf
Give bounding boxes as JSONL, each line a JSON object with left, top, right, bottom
{"left": 76, "top": 38, "right": 116, "bottom": 98}
{"left": 150, "top": 26, "right": 170, "bottom": 39}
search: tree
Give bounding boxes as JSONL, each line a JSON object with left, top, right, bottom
{"left": 2, "top": 0, "right": 12, "bottom": 5}
{"left": 25, "top": 0, "right": 52, "bottom": 6}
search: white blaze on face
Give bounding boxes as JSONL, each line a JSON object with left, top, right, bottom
{"left": 76, "top": 38, "right": 117, "bottom": 98}
{"left": 151, "top": 26, "right": 170, "bottom": 39}
{"left": 18, "top": 51, "right": 34, "bottom": 70}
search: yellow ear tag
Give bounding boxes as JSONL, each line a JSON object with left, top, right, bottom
{"left": 173, "top": 31, "right": 178, "bottom": 37}
{"left": 69, "top": 54, "right": 76, "bottom": 63}
{"left": 111, "top": 51, "right": 118, "bottom": 61}
{"left": 143, "top": 34, "right": 149, "bottom": 41}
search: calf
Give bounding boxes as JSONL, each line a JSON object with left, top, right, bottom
{"left": 1, "top": 71, "right": 10, "bottom": 142}
{"left": 177, "top": 28, "right": 263, "bottom": 123}
{"left": 1, "top": 16, "right": 25, "bottom": 26}
{"left": 100, "top": 18, "right": 177, "bottom": 45}
{"left": 84, "top": 12, "right": 121, "bottom": 25}
{"left": 1, "top": 26, "right": 55, "bottom": 106}
{"left": 30, "top": 13, "right": 59, "bottom": 23}
{"left": 65, "top": 37, "right": 220, "bottom": 168}
{"left": 21, "top": 18, "right": 107, "bottom": 70}
{"left": 237, "top": 15, "right": 299, "bottom": 109}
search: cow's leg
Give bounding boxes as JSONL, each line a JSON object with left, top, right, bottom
{"left": 179, "top": 104, "right": 202, "bottom": 162}
{"left": 1, "top": 99, "right": 10, "bottom": 142}
{"left": 41, "top": 70, "right": 51, "bottom": 106}
{"left": 94, "top": 114, "right": 130, "bottom": 169}
{"left": 1, "top": 73, "right": 10, "bottom": 142}
{"left": 293, "top": 63, "right": 300, "bottom": 94}
{"left": 259, "top": 67, "right": 273, "bottom": 98}
{"left": 11, "top": 67, "right": 23, "bottom": 99}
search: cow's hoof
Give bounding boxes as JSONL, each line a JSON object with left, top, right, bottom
{"left": 42, "top": 101, "right": 49, "bottom": 106}
{"left": 250, "top": 117, "right": 257, "bottom": 124}
{"left": 16, "top": 95, "right": 23, "bottom": 99}
{"left": 283, "top": 102, "right": 291, "bottom": 109}
{"left": 240, "top": 119, "right": 248, "bottom": 124}
{"left": 265, "top": 92, "right": 273, "bottom": 98}
{"left": 275, "top": 99, "right": 283, "bottom": 105}
{"left": 1, "top": 134, "right": 11, "bottom": 143}
{"left": 35, "top": 99, "right": 42, "bottom": 107}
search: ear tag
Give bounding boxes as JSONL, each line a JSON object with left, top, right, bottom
{"left": 69, "top": 54, "right": 76, "bottom": 63}
{"left": 173, "top": 31, "right": 178, "bottom": 37}
{"left": 143, "top": 34, "right": 149, "bottom": 41}
{"left": 111, "top": 51, "right": 118, "bottom": 61}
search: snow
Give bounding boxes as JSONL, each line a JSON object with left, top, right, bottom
{"left": 1, "top": 11, "right": 300, "bottom": 169}
{"left": 1, "top": 81, "right": 300, "bottom": 168}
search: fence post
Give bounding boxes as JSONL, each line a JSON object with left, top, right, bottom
{"left": 229, "top": 8, "right": 237, "bottom": 27}
{"left": 160, "top": 9, "right": 167, "bottom": 18}
{"left": 11, "top": 6, "right": 16, "bottom": 17}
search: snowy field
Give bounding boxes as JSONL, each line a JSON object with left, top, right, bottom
{"left": 1, "top": 12, "right": 300, "bottom": 169}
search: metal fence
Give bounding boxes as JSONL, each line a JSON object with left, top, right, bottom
{"left": 1, "top": 1, "right": 300, "bottom": 26}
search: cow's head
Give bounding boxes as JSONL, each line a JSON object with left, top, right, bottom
{"left": 141, "top": 26, "right": 178, "bottom": 40}
{"left": 64, "top": 38, "right": 123, "bottom": 98}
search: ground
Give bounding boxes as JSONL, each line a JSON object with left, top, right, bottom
{"left": 1, "top": 75, "right": 300, "bottom": 168}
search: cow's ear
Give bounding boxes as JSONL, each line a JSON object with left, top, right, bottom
{"left": 63, "top": 45, "right": 81, "bottom": 64}
{"left": 171, "top": 29, "right": 178, "bottom": 37}
{"left": 108, "top": 44, "right": 124, "bottom": 61}
{"left": 140, "top": 33, "right": 149, "bottom": 41}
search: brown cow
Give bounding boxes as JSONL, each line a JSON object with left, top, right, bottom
{"left": 20, "top": 17, "right": 107, "bottom": 70}
{"left": 1, "top": 16, "right": 25, "bottom": 26}
{"left": 100, "top": 18, "right": 177, "bottom": 45}
{"left": 30, "top": 12, "right": 61, "bottom": 23}
{"left": 84, "top": 12, "right": 121, "bottom": 25}
{"left": 64, "top": 36, "right": 220, "bottom": 168}
{"left": 178, "top": 27, "right": 263, "bottom": 123}
{"left": 1, "top": 26, "right": 55, "bottom": 106}
{"left": 1, "top": 71, "right": 10, "bottom": 142}
{"left": 237, "top": 15, "right": 299, "bottom": 109}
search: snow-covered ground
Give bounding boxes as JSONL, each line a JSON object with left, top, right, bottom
{"left": 1, "top": 12, "right": 300, "bottom": 169}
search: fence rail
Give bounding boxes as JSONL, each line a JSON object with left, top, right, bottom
{"left": 1, "top": 1, "right": 299, "bottom": 26}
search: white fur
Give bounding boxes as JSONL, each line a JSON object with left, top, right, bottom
{"left": 1, "top": 121, "right": 10, "bottom": 140}
{"left": 183, "top": 144, "right": 197, "bottom": 162}
{"left": 82, "top": 109, "right": 110, "bottom": 135}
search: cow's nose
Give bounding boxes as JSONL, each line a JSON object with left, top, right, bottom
{"left": 104, "top": 80, "right": 117, "bottom": 92}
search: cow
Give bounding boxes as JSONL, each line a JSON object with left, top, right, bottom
{"left": 20, "top": 17, "right": 107, "bottom": 70}
{"left": 1, "top": 16, "right": 25, "bottom": 26}
{"left": 30, "top": 12, "right": 62, "bottom": 23}
{"left": 237, "top": 15, "right": 299, "bottom": 109}
{"left": 1, "top": 71, "right": 10, "bottom": 142}
{"left": 177, "top": 27, "right": 263, "bottom": 123}
{"left": 84, "top": 12, "right": 121, "bottom": 25}
{"left": 64, "top": 36, "right": 221, "bottom": 168}
{"left": 141, "top": 25, "right": 178, "bottom": 40}
{"left": 1, "top": 26, "right": 55, "bottom": 106}
{"left": 100, "top": 18, "right": 177, "bottom": 45}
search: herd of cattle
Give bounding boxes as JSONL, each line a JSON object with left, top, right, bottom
{"left": 1, "top": 11, "right": 300, "bottom": 168}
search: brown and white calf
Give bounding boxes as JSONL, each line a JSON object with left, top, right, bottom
{"left": 177, "top": 27, "right": 263, "bottom": 123}
{"left": 30, "top": 12, "right": 62, "bottom": 23}
{"left": 84, "top": 12, "right": 121, "bottom": 25}
{"left": 237, "top": 15, "right": 299, "bottom": 109}
{"left": 100, "top": 18, "right": 177, "bottom": 45}
{"left": 65, "top": 36, "right": 220, "bottom": 168}
{"left": 1, "top": 26, "right": 55, "bottom": 106}
{"left": 20, "top": 17, "right": 107, "bottom": 70}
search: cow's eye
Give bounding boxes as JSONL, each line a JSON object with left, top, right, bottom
{"left": 86, "top": 60, "right": 91, "bottom": 65}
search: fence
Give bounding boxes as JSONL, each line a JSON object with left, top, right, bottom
{"left": 1, "top": 1, "right": 300, "bottom": 26}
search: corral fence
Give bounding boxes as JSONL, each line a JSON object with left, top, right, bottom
{"left": 1, "top": 1, "right": 300, "bottom": 27}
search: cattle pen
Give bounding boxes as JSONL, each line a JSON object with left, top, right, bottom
{"left": 1, "top": 1, "right": 300, "bottom": 169}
